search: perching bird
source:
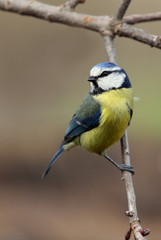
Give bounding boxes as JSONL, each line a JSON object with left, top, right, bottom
{"left": 42, "top": 62, "right": 134, "bottom": 178}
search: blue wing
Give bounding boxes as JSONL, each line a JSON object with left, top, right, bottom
{"left": 60, "top": 93, "right": 101, "bottom": 145}
{"left": 63, "top": 108, "right": 101, "bottom": 144}
{"left": 63, "top": 109, "right": 101, "bottom": 144}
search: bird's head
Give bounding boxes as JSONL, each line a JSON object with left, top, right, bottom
{"left": 88, "top": 62, "right": 131, "bottom": 95}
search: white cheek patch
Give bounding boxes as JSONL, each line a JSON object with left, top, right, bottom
{"left": 98, "top": 72, "right": 125, "bottom": 91}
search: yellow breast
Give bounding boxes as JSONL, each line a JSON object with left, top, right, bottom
{"left": 79, "top": 88, "right": 133, "bottom": 154}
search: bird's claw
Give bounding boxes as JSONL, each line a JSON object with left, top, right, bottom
{"left": 119, "top": 164, "right": 135, "bottom": 174}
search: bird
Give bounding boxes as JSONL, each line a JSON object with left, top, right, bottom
{"left": 42, "top": 62, "right": 134, "bottom": 178}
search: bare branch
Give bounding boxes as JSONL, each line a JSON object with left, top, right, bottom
{"left": 103, "top": 31, "right": 146, "bottom": 240}
{"left": 63, "top": 0, "right": 85, "bottom": 10}
{"left": 115, "top": 22, "right": 161, "bottom": 49}
{"left": 102, "top": 18, "right": 143, "bottom": 237}
{"left": 120, "top": 131, "right": 145, "bottom": 240}
{"left": 103, "top": 35, "right": 117, "bottom": 63}
{"left": 0, "top": 0, "right": 161, "bottom": 51}
{"left": 0, "top": 0, "right": 110, "bottom": 32}
{"left": 121, "top": 132, "right": 138, "bottom": 221}
{"left": 114, "top": 0, "right": 132, "bottom": 20}
{"left": 124, "top": 12, "right": 161, "bottom": 24}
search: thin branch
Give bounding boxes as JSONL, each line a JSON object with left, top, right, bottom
{"left": 115, "top": 22, "right": 161, "bottom": 49}
{"left": 124, "top": 12, "right": 161, "bottom": 24}
{"left": 0, "top": 0, "right": 110, "bottom": 32}
{"left": 104, "top": 24, "right": 147, "bottom": 239}
{"left": 120, "top": 131, "right": 145, "bottom": 240}
{"left": 103, "top": 35, "right": 117, "bottom": 63}
{"left": 114, "top": 0, "right": 132, "bottom": 20}
{"left": 121, "top": 132, "right": 138, "bottom": 220}
{"left": 63, "top": 0, "right": 85, "bottom": 10}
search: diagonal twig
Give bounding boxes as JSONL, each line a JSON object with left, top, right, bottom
{"left": 114, "top": 0, "right": 132, "bottom": 20}
{"left": 115, "top": 23, "right": 161, "bottom": 49}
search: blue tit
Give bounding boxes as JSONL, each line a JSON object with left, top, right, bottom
{"left": 42, "top": 62, "right": 134, "bottom": 178}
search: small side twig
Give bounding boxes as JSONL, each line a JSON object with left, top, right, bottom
{"left": 63, "top": 0, "right": 85, "bottom": 10}
{"left": 125, "top": 227, "right": 132, "bottom": 240}
{"left": 124, "top": 12, "right": 161, "bottom": 24}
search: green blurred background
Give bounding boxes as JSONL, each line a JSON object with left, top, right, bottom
{"left": 0, "top": 0, "right": 161, "bottom": 239}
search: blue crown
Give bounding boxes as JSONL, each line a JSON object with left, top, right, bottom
{"left": 93, "top": 62, "right": 118, "bottom": 69}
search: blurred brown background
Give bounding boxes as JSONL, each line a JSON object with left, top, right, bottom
{"left": 0, "top": 0, "right": 161, "bottom": 239}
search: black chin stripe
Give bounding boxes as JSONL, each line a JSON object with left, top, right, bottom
{"left": 93, "top": 81, "right": 98, "bottom": 88}
{"left": 90, "top": 86, "right": 120, "bottom": 95}
{"left": 90, "top": 87, "right": 105, "bottom": 95}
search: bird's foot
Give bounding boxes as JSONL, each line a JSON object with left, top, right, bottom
{"left": 119, "top": 164, "right": 135, "bottom": 174}
{"left": 104, "top": 154, "right": 135, "bottom": 174}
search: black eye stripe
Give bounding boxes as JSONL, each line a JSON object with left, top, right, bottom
{"left": 99, "top": 71, "right": 111, "bottom": 78}
{"left": 99, "top": 69, "right": 122, "bottom": 78}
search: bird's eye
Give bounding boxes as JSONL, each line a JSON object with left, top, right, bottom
{"left": 100, "top": 71, "right": 111, "bottom": 77}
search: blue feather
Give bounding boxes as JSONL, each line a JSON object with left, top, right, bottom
{"left": 63, "top": 108, "right": 101, "bottom": 144}
{"left": 92, "top": 62, "right": 118, "bottom": 69}
{"left": 42, "top": 146, "right": 64, "bottom": 178}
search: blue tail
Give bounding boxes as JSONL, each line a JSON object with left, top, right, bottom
{"left": 42, "top": 146, "right": 64, "bottom": 179}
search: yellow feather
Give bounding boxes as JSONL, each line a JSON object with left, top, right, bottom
{"left": 79, "top": 88, "right": 133, "bottom": 154}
